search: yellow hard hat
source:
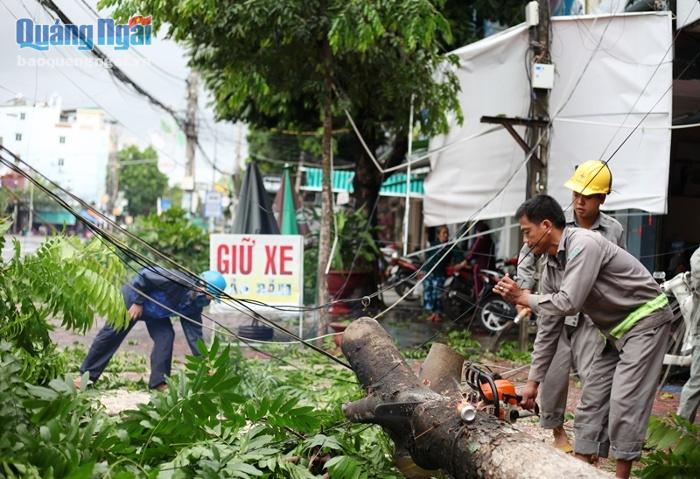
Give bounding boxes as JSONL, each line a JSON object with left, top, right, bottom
{"left": 564, "top": 160, "right": 612, "bottom": 195}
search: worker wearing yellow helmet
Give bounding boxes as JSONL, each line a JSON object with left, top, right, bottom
{"left": 516, "top": 160, "right": 624, "bottom": 453}
{"left": 564, "top": 160, "right": 615, "bottom": 230}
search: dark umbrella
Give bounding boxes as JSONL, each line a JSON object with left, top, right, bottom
{"left": 231, "top": 161, "right": 280, "bottom": 234}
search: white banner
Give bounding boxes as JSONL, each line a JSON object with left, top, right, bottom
{"left": 210, "top": 234, "right": 304, "bottom": 308}
{"left": 424, "top": 12, "right": 673, "bottom": 226}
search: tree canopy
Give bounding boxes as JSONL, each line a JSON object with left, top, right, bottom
{"left": 103, "top": 0, "right": 462, "bottom": 143}
{"left": 118, "top": 145, "right": 168, "bottom": 217}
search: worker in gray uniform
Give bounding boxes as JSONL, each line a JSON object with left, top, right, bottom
{"left": 516, "top": 160, "right": 625, "bottom": 452}
{"left": 678, "top": 247, "right": 700, "bottom": 422}
{"left": 495, "top": 195, "right": 673, "bottom": 479}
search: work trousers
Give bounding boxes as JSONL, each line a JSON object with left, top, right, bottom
{"left": 539, "top": 315, "right": 600, "bottom": 429}
{"left": 79, "top": 314, "right": 203, "bottom": 389}
{"left": 574, "top": 316, "right": 671, "bottom": 460}
{"left": 678, "top": 345, "right": 700, "bottom": 422}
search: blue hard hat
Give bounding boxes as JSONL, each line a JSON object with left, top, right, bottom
{"left": 200, "top": 270, "right": 227, "bottom": 300}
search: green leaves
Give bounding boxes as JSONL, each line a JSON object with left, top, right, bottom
{"left": 329, "top": 209, "right": 381, "bottom": 271}
{"left": 129, "top": 208, "right": 209, "bottom": 273}
{"left": 0, "top": 229, "right": 128, "bottom": 383}
{"left": 1, "top": 331, "right": 400, "bottom": 478}
{"left": 117, "top": 145, "right": 168, "bottom": 217}
{"left": 641, "top": 415, "right": 700, "bottom": 478}
{"left": 0, "top": 342, "right": 131, "bottom": 478}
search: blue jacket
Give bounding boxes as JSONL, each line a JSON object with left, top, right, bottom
{"left": 123, "top": 267, "right": 204, "bottom": 320}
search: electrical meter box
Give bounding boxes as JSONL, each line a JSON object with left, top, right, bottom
{"left": 532, "top": 63, "right": 554, "bottom": 89}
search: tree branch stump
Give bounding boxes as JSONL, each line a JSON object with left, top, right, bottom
{"left": 341, "top": 317, "right": 611, "bottom": 479}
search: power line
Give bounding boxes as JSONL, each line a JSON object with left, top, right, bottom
{"left": 369, "top": 11, "right": 625, "bottom": 320}
{"left": 0, "top": 145, "right": 353, "bottom": 369}
{"left": 36, "top": 0, "right": 184, "bottom": 127}
{"left": 4, "top": 0, "right": 188, "bottom": 170}
{"left": 74, "top": 0, "right": 187, "bottom": 84}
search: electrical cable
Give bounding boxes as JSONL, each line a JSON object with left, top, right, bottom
{"left": 347, "top": 9, "right": 625, "bottom": 322}
{"left": 7, "top": 0, "right": 189, "bottom": 170}
{"left": 0, "top": 148, "right": 353, "bottom": 369}
{"left": 516, "top": 8, "right": 700, "bottom": 272}
{"left": 119, "top": 282, "right": 357, "bottom": 385}
{"left": 36, "top": 0, "right": 184, "bottom": 127}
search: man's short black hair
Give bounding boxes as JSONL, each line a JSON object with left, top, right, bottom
{"left": 515, "top": 195, "right": 566, "bottom": 229}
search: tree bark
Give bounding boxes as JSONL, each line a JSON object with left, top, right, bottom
{"left": 350, "top": 132, "right": 409, "bottom": 307}
{"left": 316, "top": 38, "right": 334, "bottom": 339}
{"left": 341, "top": 318, "right": 612, "bottom": 479}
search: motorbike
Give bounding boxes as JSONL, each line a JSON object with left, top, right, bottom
{"left": 383, "top": 251, "right": 421, "bottom": 300}
{"left": 656, "top": 270, "right": 693, "bottom": 368}
{"left": 442, "top": 257, "right": 520, "bottom": 332}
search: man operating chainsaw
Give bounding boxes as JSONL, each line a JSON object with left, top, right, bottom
{"left": 495, "top": 194, "right": 672, "bottom": 479}
{"left": 516, "top": 161, "right": 624, "bottom": 452}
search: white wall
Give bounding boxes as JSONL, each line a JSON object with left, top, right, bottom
{"left": 0, "top": 97, "right": 110, "bottom": 205}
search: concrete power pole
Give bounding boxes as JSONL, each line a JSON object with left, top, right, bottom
{"left": 185, "top": 71, "right": 199, "bottom": 213}
{"left": 106, "top": 122, "right": 119, "bottom": 219}
{"left": 521, "top": 0, "right": 552, "bottom": 351}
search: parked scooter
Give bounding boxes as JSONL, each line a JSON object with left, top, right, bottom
{"left": 656, "top": 270, "right": 693, "bottom": 367}
{"left": 442, "top": 257, "right": 520, "bottom": 332}
{"left": 383, "top": 251, "right": 421, "bottom": 300}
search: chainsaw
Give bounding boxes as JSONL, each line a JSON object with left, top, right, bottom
{"left": 462, "top": 362, "right": 538, "bottom": 424}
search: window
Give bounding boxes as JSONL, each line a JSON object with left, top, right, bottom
{"left": 15, "top": 133, "right": 21, "bottom": 141}
{"left": 19, "top": 112, "right": 26, "bottom": 120}
{"left": 58, "top": 158, "right": 64, "bottom": 167}
{"left": 59, "top": 136, "right": 66, "bottom": 144}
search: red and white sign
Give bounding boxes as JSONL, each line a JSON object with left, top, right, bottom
{"left": 210, "top": 234, "right": 304, "bottom": 307}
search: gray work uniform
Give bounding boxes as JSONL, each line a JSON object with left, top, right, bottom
{"left": 527, "top": 227, "right": 673, "bottom": 460}
{"left": 517, "top": 211, "right": 625, "bottom": 429}
{"left": 678, "top": 307, "right": 700, "bottom": 422}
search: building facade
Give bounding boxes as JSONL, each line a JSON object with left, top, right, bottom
{"left": 0, "top": 94, "right": 111, "bottom": 206}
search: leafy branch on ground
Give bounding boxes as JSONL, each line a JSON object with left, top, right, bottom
{"left": 0, "top": 337, "right": 400, "bottom": 478}
{"left": 640, "top": 414, "right": 700, "bottom": 478}
{"left": 0, "top": 219, "right": 128, "bottom": 383}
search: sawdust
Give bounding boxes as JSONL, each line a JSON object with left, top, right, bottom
{"left": 97, "top": 389, "right": 151, "bottom": 415}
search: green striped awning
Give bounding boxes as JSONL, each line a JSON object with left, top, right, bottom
{"left": 35, "top": 210, "right": 77, "bottom": 225}
{"left": 301, "top": 167, "right": 424, "bottom": 197}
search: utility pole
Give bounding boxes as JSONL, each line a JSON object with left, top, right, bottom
{"left": 184, "top": 71, "right": 199, "bottom": 214}
{"left": 521, "top": 0, "right": 551, "bottom": 351}
{"left": 106, "top": 122, "right": 119, "bottom": 220}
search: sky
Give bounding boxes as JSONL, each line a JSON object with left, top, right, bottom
{"left": 0, "top": 0, "right": 248, "bottom": 189}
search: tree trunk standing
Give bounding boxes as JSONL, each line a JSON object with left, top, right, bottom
{"left": 316, "top": 38, "right": 334, "bottom": 338}
{"left": 350, "top": 134, "right": 408, "bottom": 306}
{"left": 341, "top": 318, "right": 612, "bottom": 479}
{"left": 349, "top": 138, "right": 384, "bottom": 306}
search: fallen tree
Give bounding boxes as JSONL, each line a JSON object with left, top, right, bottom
{"left": 341, "top": 317, "right": 611, "bottom": 478}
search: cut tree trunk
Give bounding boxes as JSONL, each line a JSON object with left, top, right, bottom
{"left": 341, "top": 317, "right": 612, "bottom": 479}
